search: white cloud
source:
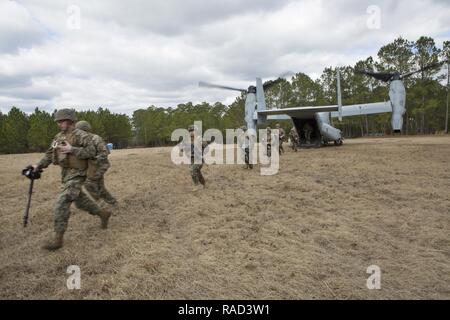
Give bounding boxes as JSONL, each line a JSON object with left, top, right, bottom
{"left": 0, "top": 0, "right": 449, "bottom": 114}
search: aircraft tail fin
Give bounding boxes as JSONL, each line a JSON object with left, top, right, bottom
{"left": 256, "top": 77, "right": 267, "bottom": 124}
{"left": 256, "top": 78, "right": 266, "bottom": 112}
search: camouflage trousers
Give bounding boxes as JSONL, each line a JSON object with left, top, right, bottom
{"left": 244, "top": 147, "right": 253, "bottom": 169}
{"left": 54, "top": 177, "right": 101, "bottom": 233}
{"left": 190, "top": 163, "right": 205, "bottom": 185}
{"left": 279, "top": 139, "right": 284, "bottom": 154}
{"left": 84, "top": 176, "right": 117, "bottom": 205}
{"left": 290, "top": 136, "right": 299, "bottom": 152}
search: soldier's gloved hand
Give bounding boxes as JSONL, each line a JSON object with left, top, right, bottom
{"left": 59, "top": 141, "right": 73, "bottom": 154}
{"left": 92, "top": 173, "right": 102, "bottom": 181}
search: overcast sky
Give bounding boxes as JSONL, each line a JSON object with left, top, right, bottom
{"left": 1, "top": 0, "right": 449, "bottom": 114}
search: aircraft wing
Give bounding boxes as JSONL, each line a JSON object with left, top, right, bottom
{"left": 258, "top": 105, "right": 339, "bottom": 118}
{"left": 330, "top": 102, "right": 392, "bottom": 118}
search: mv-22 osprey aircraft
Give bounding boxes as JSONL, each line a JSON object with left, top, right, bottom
{"left": 199, "top": 60, "right": 447, "bottom": 148}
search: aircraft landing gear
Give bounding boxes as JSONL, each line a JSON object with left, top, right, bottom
{"left": 334, "top": 138, "right": 343, "bottom": 146}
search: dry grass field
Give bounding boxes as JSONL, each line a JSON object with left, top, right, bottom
{"left": 0, "top": 135, "right": 449, "bottom": 299}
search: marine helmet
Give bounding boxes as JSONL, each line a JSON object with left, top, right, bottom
{"left": 75, "top": 120, "right": 92, "bottom": 132}
{"left": 54, "top": 108, "right": 76, "bottom": 122}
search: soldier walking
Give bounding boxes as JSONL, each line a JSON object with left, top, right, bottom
{"left": 289, "top": 126, "right": 299, "bottom": 152}
{"left": 275, "top": 123, "right": 285, "bottom": 154}
{"left": 265, "top": 126, "right": 272, "bottom": 158}
{"left": 32, "top": 109, "right": 111, "bottom": 251}
{"left": 238, "top": 126, "right": 254, "bottom": 169}
{"left": 303, "top": 123, "right": 312, "bottom": 145}
{"left": 179, "top": 125, "right": 208, "bottom": 190}
{"left": 75, "top": 120, "right": 117, "bottom": 206}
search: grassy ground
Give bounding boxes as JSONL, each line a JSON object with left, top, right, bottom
{"left": 0, "top": 135, "right": 449, "bottom": 299}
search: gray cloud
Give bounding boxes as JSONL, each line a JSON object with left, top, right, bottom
{"left": 0, "top": 0, "right": 449, "bottom": 114}
{"left": 0, "top": 74, "right": 32, "bottom": 88}
{"left": 0, "top": 1, "right": 50, "bottom": 53}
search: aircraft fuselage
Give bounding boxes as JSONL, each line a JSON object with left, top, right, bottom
{"left": 291, "top": 112, "right": 343, "bottom": 148}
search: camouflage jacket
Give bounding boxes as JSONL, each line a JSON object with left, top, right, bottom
{"left": 38, "top": 128, "right": 96, "bottom": 182}
{"left": 278, "top": 128, "right": 286, "bottom": 140}
{"left": 265, "top": 129, "right": 272, "bottom": 144}
{"left": 86, "top": 134, "right": 111, "bottom": 180}
{"left": 289, "top": 129, "right": 299, "bottom": 140}
{"left": 179, "top": 137, "right": 210, "bottom": 164}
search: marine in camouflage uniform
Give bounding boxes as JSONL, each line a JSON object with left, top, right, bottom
{"left": 75, "top": 121, "right": 117, "bottom": 205}
{"left": 289, "top": 126, "right": 299, "bottom": 152}
{"left": 265, "top": 126, "right": 272, "bottom": 158}
{"left": 180, "top": 125, "right": 208, "bottom": 190}
{"left": 34, "top": 109, "right": 111, "bottom": 251}
{"left": 237, "top": 126, "right": 253, "bottom": 169}
{"left": 303, "top": 123, "right": 313, "bottom": 145}
{"left": 275, "top": 124, "right": 285, "bottom": 154}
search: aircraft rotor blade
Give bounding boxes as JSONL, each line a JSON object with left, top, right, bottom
{"left": 199, "top": 81, "right": 247, "bottom": 93}
{"left": 401, "top": 59, "right": 449, "bottom": 79}
{"left": 355, "top": 70, "right": 395, "bottom": 82}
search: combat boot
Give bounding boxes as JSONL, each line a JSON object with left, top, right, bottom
{"left": 105, "top": 198, "right": 118, "bottom": 206}
{"left": 199, "top": 176, "right": 206, "bottom": 188}
{"left": 98, "top": 209, "right": 112, "bottom": 229}
{"left": 43, "top": 232, "right": 64, "bottom": 251}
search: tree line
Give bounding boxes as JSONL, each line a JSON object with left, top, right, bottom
{"left": 0, "top": 36, "right": 449, "bottom": 154}
{"left": 0, "top": 107, "right": 132, "bottom": 153}
{"left": 263, "top": 36, "right": 450, "bottom": 137}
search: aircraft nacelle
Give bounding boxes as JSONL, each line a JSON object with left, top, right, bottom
{"left": 244, "top": 92, "right": 258, "bottom": 131}
{"left": 389, "top": 80, "right": 406, "bottom": 133}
